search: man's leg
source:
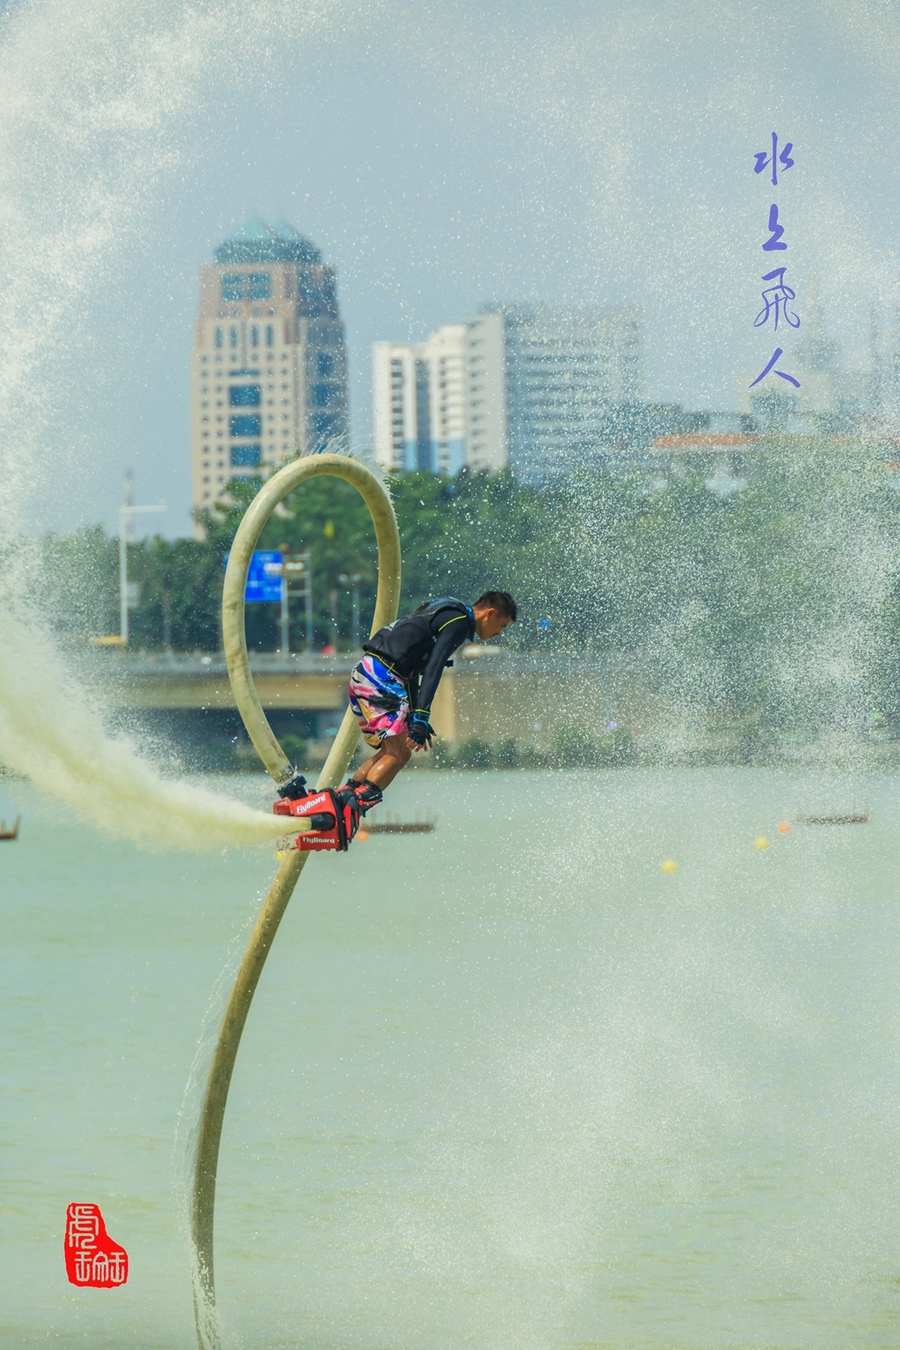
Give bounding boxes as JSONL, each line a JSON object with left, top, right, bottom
{"left": 352, "top": 734, "right": 412, "bottom": 790}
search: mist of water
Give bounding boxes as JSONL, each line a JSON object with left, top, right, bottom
{"left": 0, "top": 600, "right": 295, "bottom": 849}
{"left": 0, "top": 0, "right": 345, "bottom": 848}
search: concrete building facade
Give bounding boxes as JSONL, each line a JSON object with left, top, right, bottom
{"left": 191, "top": 221, "right": 348, "bottom": 521}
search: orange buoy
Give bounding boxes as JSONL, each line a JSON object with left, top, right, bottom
{"left": 777, "top": 821, "right": 791, "bottom": 833}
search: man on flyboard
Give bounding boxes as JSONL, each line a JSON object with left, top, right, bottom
{"left": 273, "top": 591, "right": 517, "bottom": 850}
{"left": 341, "top": 590, "right": 517, "bottom": 811}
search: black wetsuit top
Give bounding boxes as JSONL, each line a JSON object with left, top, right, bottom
{"left": 363, "top": 597, "right": 476, "bottom": 718}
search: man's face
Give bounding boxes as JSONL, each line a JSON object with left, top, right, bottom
{"left": 474, "top": 608, "right": 512, "bottom": 640}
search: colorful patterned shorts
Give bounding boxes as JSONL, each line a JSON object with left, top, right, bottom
{"left": 348, "top": 654, "right": 411, "bottom": 747}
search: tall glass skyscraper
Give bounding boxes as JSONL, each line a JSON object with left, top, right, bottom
{"left": 191, "top": 220, "right": 349, "bottom": 521}
{"left": 483, "top": 304, "right": 645, "bottom": 480}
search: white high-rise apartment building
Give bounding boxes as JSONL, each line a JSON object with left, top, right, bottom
{"left": 424, "top": 325, "right": 467, "bottom": 474}
{"left": 373, "top": 304, "right": 643, "bottom": 478}
{"left": 372, "top": 324, "right": 467, "bottom": 474}
{"left": 191, "top": 221, "right": 348, "bottom": 525}
{"left": 372, "top": 342, "right": 428, "bottom": 473}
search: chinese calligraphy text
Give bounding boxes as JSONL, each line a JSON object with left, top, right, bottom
{"left": 751, "top": 133, "right": 800, "bottom": 391}
{"left": 753, "top": 131, "right": 794, "bottom": 187}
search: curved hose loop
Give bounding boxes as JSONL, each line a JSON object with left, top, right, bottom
{"left": 191, "top": 454, "right": 401, "bottom": 1350}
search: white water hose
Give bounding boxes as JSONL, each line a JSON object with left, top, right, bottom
{"left": 190, "top": 454, "right": 401, "bottom": 1350}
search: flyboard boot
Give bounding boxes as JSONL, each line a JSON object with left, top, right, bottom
{"left": 336, "top": 780, "right": 383, "bottom": 815}
{"left": 273, "top": 773, "right": 363, "bottom": 852}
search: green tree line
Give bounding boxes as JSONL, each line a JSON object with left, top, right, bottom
{"left": 43, "top": 439, "right": 900, "bottom": 736}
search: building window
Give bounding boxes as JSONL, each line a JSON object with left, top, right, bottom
{"left": 214, "top": 327, "right": 223, "bottom": 348}
{"left": 231, "top": 444, "right": 261, "bottom": 467}
{"left": 229, "top": 326, "right": 238, "bottom": 348}
{"left": 219, "top": 273, "right": 270, "bottom": 303}
{"left": 250, "top": 325, "right": 259, "bottom": 347}
{"left": 230, "top": 414, "right": 261, "bottom": 437}
{"left": 317, "top": 351, "right": 333, "bottom": 377}
{"left": 230, "top": 385, "right": 261, "bottom": 407}
{"left": 314, "top": 383, "right": 333, "bottom": 407}
{"left": 266, "top": 325, "right": 275, "bottom": 346}
{"left": 221, "top": 274, "right": 244, "bottom": 302}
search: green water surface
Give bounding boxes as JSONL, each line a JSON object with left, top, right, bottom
{"left": 2, "top": 768, "right": 899, "bottom": 1349}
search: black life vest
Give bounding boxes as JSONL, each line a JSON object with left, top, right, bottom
{"left": 362, "top": 597, "right": 475, "bottom": 682}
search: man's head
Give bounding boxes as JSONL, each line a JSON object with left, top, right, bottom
{"left": 472, "top": 591, "right": 517, "bottom": 640}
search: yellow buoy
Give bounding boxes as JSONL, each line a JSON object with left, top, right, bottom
{"left": 753, "top": 836, "right": 769, "bottom": 850}
{"left": 660, "top": 858, "right": 679, "bottom": 874}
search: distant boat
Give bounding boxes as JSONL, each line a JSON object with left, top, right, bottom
{"left": 794, "top": 802, "right": 868, "bottom": 826}
{"left": 0, "top": 815, "right": 20, "bottom": 841}
{"left": 359, "top": 810, "right": 436, "bottom": 836}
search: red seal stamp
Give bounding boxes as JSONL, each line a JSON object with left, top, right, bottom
{"left": 64, "top": 1203, "right": 128, "bottom": 1287}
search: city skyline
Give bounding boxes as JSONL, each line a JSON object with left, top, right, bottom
{"left": 136, "top": 244, "right": 900, "bottom": 532}
{"left": 184, "top": 225, "right": 900, "bottom": 527}
{"left": 181, "top": 244, "right": 900, "bottom": 526}
{"left": 5, "top": 0, "right": 900, "bottom": 538}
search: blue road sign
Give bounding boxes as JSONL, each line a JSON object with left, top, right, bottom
{"left": 225, "top": 550, "right": 284, "bottom": 603}
{"left": 246, "top": 550, "right": 284, "bottom": 603}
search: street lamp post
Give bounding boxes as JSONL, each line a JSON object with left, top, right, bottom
{"left": 274, "top": 550, "right": 313, "bottom": 655}
{"left": 119, "top": 472, "right": 166, "bottom": 644}
{"left": 338, "top": 572, "right": 362, "bottom": 649}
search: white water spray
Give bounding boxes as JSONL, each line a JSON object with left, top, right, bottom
{"left": 0, "top": 604, "right": 292, "bottom": 849}
{"left": 0, "top": 0, "right": 344, "bottom": 848}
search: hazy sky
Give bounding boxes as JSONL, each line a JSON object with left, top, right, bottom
{"left": 2, "top": 0, "right": 900, "bottom": 535}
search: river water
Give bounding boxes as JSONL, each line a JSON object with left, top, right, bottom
{"left": 2, "top": 767, "right": 900, "bottom": 1349}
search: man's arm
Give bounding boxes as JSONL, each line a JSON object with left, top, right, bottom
{"left": 412, "top": 615, "right": 470, "bottom": 720}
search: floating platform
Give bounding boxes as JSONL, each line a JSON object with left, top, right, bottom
{"left": 359, "top": 811, "right": 436, "bottom": 836}
{"left": 794, "top": 803, "right": 869, "bottom": 826}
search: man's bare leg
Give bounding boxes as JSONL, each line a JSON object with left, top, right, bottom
{"left": 352, "top": 734, "right": 412, "bottom": 790}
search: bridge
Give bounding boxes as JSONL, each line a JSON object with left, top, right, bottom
{"left": 101, "top": 646, "right": 652, "bottom": 749}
